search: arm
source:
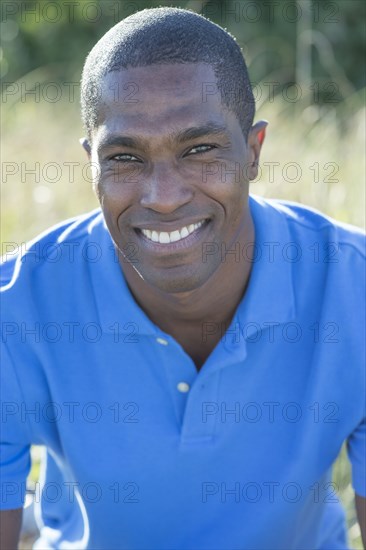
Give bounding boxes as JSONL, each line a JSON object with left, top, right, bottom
{"left": 0, "top": 508, "right": 23, "bottom": 549}
{"left": 356, "top": 494, "right": 366, "bottom": 547}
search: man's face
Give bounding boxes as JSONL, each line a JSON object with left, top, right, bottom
{"left": 86, "top": 63, "right": 263, "bottom": 293}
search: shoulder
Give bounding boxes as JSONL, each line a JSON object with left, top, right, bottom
{"left": 250, "top": 194, "right": 366, "bottom": 259}
{"left": 1, "top": 208, "right": 105, "bottom": 292}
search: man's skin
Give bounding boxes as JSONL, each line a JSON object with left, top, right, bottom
{"left": 0, "top": 508, "right": 22, "bottom": 549}
{"left": 1, "top": 62, "right": 365, "bottom": 547}
{"left": 84, "top": 63, "right": 265, "bottom": 370}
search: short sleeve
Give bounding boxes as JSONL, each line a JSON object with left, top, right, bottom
{"left": 0, "top": 342, "right": 32, "bottom": 510}
{"left": 347, "top": 416, "right": 366, "bottom": 497}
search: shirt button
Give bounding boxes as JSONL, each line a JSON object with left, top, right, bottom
{"left": 177, "top": 382, "right": 190, "bottom": 393}
{"left": 156, "top": 337, "right": 168, "bottom": 346}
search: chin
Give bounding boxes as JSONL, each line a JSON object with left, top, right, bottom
{"left": 141, "top": 269, "right": 211, "bottom": 294}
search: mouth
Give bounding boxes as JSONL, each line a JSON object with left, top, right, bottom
{"left": 134, "top": 218, "right": 211, "bottom": 253}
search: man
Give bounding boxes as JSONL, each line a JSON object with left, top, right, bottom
{"left": 1, "top": 7, "right": 365, "bottom": 549}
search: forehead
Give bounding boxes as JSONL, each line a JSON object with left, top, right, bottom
{"left": 95, "top": 63, "right": 230, "bottom": 139}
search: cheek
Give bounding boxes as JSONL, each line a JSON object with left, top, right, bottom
{"left": 91, "top": 153, "right": 140, "bottom": 190}
{"left": 96, "top": 176, "right": 138, "bottom": 210}
{"left": 213, "top": 179, "right": 248, "bottom": 228}
{"left": 199, "top": 155, "right": 250, "bottom": 188}
{"left": 200, "top": 175, "right": 248, "bottom": 210}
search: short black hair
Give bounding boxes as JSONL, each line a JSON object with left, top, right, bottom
{"left": 80, "top": 7, "right": 255, "bottom": 141}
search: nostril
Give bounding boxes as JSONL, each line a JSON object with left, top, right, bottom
{"left": 140, "top": 182, "right": 194, "bottom": 212}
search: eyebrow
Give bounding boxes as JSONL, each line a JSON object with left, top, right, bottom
{"left": 175, "top": 122, "right": 229, "bottom": 144}
{"left": 97, "top": 122, "right": 230, "bottom": 152}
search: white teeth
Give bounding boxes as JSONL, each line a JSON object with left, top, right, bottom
{"left": 158, "top": 232, "right": 170, "bottom": 244}
{"left": 169, "top": 230, "right": 181, "bottom": 243}
{"left": 141, "top": 220, "right": 206, "bottom": 244}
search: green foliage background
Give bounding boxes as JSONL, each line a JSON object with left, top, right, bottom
{"left": 2, "top": 0, "right": 365, "bottom": 89}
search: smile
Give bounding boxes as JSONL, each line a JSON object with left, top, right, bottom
{"left": 140, "top": 220, "right": 206, "bottom": 244}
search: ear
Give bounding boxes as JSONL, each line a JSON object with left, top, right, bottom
{"left": 79, "top": 137, "right": 91, "bottom": 158}
{"left": 246, "top": 120, "right": 268, "bottom": 181}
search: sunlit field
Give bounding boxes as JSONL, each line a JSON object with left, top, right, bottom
{"left": 2, "top": 84, "right": 365, "bottom": 548}
{"left": 2, "top": 85, "right": 365, "bottom": 244}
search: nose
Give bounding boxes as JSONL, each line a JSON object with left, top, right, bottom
{"left": 140, "top": 163, "right": 194, "bottom": 214}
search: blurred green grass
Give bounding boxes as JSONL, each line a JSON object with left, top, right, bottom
{"left": 1, "top": 86, "right": 365, "bottom": 245}
{"left": 1, "top": 86, "right": 365, "bottom": 246}
{"left": 2, "top": 86, "right": 365, "bottom": 548}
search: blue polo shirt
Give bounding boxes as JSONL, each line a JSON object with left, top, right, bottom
{"left": 1, "top": 194, "right": 365, "bottom": 549}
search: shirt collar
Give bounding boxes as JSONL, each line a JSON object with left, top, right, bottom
{"left": 235, "top": 194, "right": 297, "bottom": 338}
{"left": 202, "top": 194, "right": 297, "bottom": 374}
{"left": 89, "top": 215, "right": 160, "bottom": 336}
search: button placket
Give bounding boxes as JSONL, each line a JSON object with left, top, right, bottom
{"left": 156, "top": 337, "right": 169, "bottom": 346}
{"left": 156, "top": 334, "right": 197, "bottom": 429}
{"left": 177, "top": 382, "right": 190, "bottom": 393}
{"left": 179, "top": 369, "right": 221, "bottom": 445}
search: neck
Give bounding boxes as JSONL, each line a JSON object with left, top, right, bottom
{"left": 118, "top": 212, "right": 255, "bottom": 332}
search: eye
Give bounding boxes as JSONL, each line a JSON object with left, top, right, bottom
{"left": 185, "top": 144, "right": 217, "bottom": 156}
{"left": 108, "top": 153, "right": 141, "bottom": 162}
